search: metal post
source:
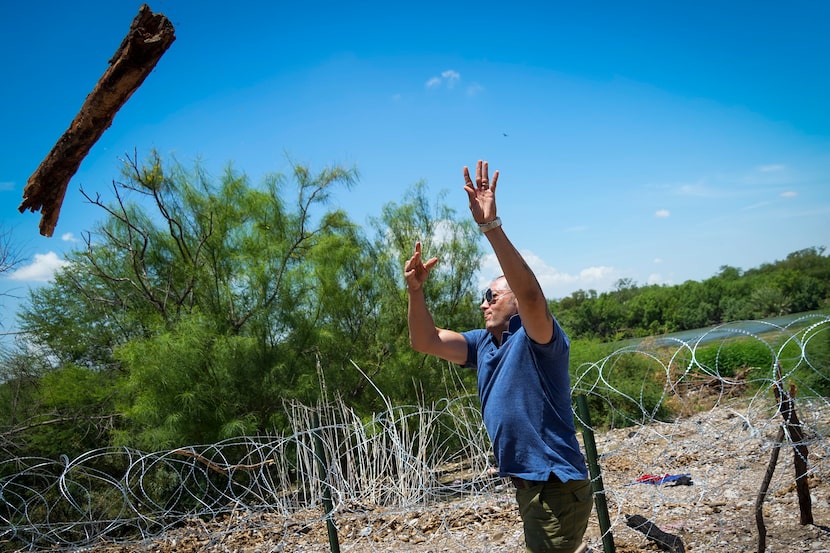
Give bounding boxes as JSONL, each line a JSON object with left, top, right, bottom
{"left": 312, "top": 412, "right": 341, "bottom": 553}
{"left": 575, "top": 394, "right": 615, "bottom": 553}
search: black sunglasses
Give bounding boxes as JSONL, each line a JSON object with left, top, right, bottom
{"left": 483, "top": 288, "right": 511, "bottom": 304}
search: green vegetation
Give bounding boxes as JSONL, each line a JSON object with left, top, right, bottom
{"left": 553, "top": 249, "right": 830, "bottom": 342}
{"left": 1, "top": 152, "right": 828, "bottom": 461}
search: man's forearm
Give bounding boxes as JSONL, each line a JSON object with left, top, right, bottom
{"left": 407, "top": 287, "right": 439, "bottom": 352}
{"left": 483, "top": 225, "right": 546, "bottom": 304}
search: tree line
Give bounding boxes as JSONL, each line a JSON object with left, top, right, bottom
{"left": 1, "top": 153, "right": 827, "bottom": 461}
{"left": 554, "top": 246, "right": 830, "bottom": 342}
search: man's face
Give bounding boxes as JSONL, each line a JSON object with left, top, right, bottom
{"left": 480, "top": 278, "right": 517, "bottom": 334}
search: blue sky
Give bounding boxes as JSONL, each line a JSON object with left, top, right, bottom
{"left": 2, "top": 1, "right": 829, "bottom": 326}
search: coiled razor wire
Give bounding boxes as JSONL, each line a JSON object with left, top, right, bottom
{"left": 1, "top": 314, "right": 828, "bottom": 552}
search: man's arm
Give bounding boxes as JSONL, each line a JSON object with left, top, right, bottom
{"left": 405, "top": 242, "right": 469, "bottom": 364}
{"left": 484, "top": 226, "right": 553, "bottom": 344}
{"left": 463, "top": 161, "right": 554, "bottom": 344}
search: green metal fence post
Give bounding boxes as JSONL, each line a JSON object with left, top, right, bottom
{"left": 312, "top": 412, "right": 341, "bottom": 553}
{"left": 575, "top": 394, "right": 615, "bottom": 553}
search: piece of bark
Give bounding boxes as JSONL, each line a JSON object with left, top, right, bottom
{"left": 625, "top": 514, "right": 685, "bottom": 553}
{"left": 18, "top": 4, "right": 175, "bottom": 237}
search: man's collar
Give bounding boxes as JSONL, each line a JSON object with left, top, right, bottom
{"left": 507, "top": 313, "right": 523, "bottom": 333}
{"left": 487, "top": 314, "right": 523, "bottom": 347}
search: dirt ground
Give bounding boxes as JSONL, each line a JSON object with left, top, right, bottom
{"left": 61, "top": 401, "right": 830, "bottom": 552}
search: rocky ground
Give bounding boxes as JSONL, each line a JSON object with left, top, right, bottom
{"left": 60, "top": 400, "right": 830, "bottom": 552}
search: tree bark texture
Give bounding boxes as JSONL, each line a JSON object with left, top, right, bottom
{"left": 18, "top": 4, "right": 175, "bottom": 237}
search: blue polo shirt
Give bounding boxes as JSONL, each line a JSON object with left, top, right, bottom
{"left": 462, "top": 314, "right": 588, "bottom": 482}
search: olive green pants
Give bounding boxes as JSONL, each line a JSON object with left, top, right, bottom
{"left": 514, "top": 478, "right": 592, "bottom": 553}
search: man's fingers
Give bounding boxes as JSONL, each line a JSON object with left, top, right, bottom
{"left": 408, "top": 241, "right": 438, "bottom": 273}
{"left": 490, "top": 169, "right": 499, "bottom": 192}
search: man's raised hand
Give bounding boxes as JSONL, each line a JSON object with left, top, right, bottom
{"left": 404, "top": 241, "right": 438, "bottom": 291}
{"left": 463, "top": 160, "right": 499, "bottom": 224}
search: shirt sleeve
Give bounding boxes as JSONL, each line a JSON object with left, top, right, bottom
{"left": 461, "top": 329, "right": 487, "bottom": 369}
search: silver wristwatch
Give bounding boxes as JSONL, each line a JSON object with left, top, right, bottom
{"left": 478, "top": 217, "right": 502, "bottom": 233}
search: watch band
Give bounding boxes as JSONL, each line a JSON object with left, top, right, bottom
{"left": 478, "top": 217, "right": 502, "bottom": 233}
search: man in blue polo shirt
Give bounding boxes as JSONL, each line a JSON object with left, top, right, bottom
{"left": 405, "top": 160, "right": 592, "bottom": 553}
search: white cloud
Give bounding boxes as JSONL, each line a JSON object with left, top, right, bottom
{"left": 565, "top": 225, "right": 588, "bottom": 233}
{"left": 653, "top": 258, "right": 663, "bottom": 264}
{"left": 673, "top": 176, "right": 757, "bottom": 199}
{"left": 61, "top": 232, "right": 79, "bottom": 242}
{"left": 430, "top": 219, "right": 457, "bottom": 247}
{"left": 647, "top": 273, "right": 672, "bottom": 286}
{"left": 479, "top": 250, "right": 620, "bottom": 299}
{"left": 676, "top": 181, "right": 718, "bottom": 197}
{"left": 672, "top": 165, "right": 791, "bottom": 199}
{"left": 576, "top": 265, "right": 616, "bottom": 282}
{"left": 780, "top": 190, "right": 798, "bottom": 198}
{"left": 426, "top": 69, "right": 461, "bottom": 90}
{"left": 655, "top": 209, "right": 670, "bottom": 218}
{"left": 425, "top": 77, "right": 442, "bottom": 89}
{"left": 466, "top": 83, "right": 484, "bottom": 96}
{"left": 0, "top": 181, "right": 14, "bottom": 191}
{"left": 8, "top": 252, "right": 69, "bottom": 282}
{"left": 441, "top": 70, "right": 460, "bottom": 87}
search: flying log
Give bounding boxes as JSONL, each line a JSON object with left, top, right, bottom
{"left": 18, "top": 4, "right": 175, "bottom": 237}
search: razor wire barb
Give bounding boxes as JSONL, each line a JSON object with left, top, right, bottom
{"left": 1, "top": 314, "right": 828, "bottom": 552}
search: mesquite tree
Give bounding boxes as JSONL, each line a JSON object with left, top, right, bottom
{"left": 14, "top": 152, "right": 484, "bottom": 452}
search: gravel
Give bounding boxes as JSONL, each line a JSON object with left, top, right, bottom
{"left": 74, "top": 399, "right": 830, "bottom": 553}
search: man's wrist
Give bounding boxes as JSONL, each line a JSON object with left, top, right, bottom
{"left": 478, "top": 217, "right": 502, "bottom": 233}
